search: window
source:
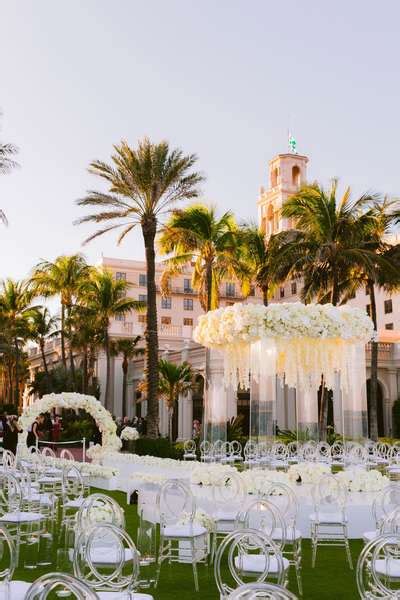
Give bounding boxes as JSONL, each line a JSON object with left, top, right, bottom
{"left": 226, "top": 301, "right": 234, "bottom": 306}
{"left": 366, "top": 304, "right": 371, "bottom": 316}
{"left": 115, "top": 314, "right": 125, "bottom": 322}
{"left": 271, "top": 167, "right": 278, "bottom": 187}
{"left": 366, "top": 286, "right": 369, "bottom": 295}
{"left": 161, "top": 316, "right": 171, "bottom": 325}
{"left": 139, "top": 294, "right": 147, "bottom": 304}
{"left": 161, "top": 297, "right": 171, "bottom": 309}
{"left": 292, "top": 165, "right": 301, "bottom": 187}
{"left": 139, "top": 273, "right": 147, "bottom": 286}
{"left": 184, "top": 298, "right": 193, "bottom": 311}
{"left": 291, "top": 281, "right": 297, "bottom": 295}
{"left": 183, "top": 318, "right": 193, "bottom": 326}
{"left": 138, "top": 314, "right": 146, "bottom": 323}
{"left": 384, "top": 299, "right": 393, "bottom": 314}
{"left": 249, "top": 286, "right": 255, "bottom": 297}
{"left": 183, "top": 278, "right": 192, "bottom": 293}
{"left": 280, "top": 287, "right": 285, "bottom": 298}
{"left": 226, "top": 282, "right": 235, "bottom": 297}
{"left": 116, "top": 272, "right": 126, "bottom": 280}
{"left": 385, "top": 323, "right": 394, "bottom": 330}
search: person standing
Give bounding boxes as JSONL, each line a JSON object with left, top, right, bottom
{"left": 27, "top": 413, "right": 45, "bottom": 449}
{"left": 3, "top": 416, "right": 22, "bottom": 455}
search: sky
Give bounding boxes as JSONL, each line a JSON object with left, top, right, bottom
{"left": 1, "top": 0, "right": 400, "bottom": 281}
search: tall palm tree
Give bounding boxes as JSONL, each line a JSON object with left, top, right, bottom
{"left": 158, "top": 204, "right": 244, "bottom": 311}
{"left": 110, "top": 336, "right": 144, "bottom": 418}
{"left": 80, "top": 268, "right": 143, "bottom": 411}
{"left": 29, "top": 307, "right": 58, "bottom": 377}
{"left": 0, "top": 279, "right": 35, "bottom": 404}
{"left": 75, "top": 138, "right": 203, "bottom": 438}
{"left": 276, "top": 180, "right": 380, "bottom": 437}
{"left": 68, "top": 306, "right": 103, "bottom": 395}
{"left": 238, "top": 224, "right": 280, "bottom": 306}
{"left": 0, "top": 112, "right": 19, "bottom": 225}
{"left": 31, "top": 254, "right": 89, "bottom": 376}
{"left": 158, "top": 359, "right": 193, "bottom": 441}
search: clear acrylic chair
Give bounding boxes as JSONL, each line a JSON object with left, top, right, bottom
{"left": 156, "top": 479, "right": 208, "bottom": 592}
{"left": 287, "top": 442, "right": 300, "bottom": 464}
{"left": 227, "top": 582, "right": 298, "bottom": 599}
{"left": 315, "top": 442, "right": 331, "bottom": 464}
{"left": 357, "top": 533, "right": 400, "bottom": 598}
{"left": 183, "top": 440, "right": 197, "bottom": 460}
{"left": 230, "top": 441, "right": 244, "bottom": 463}
{"left": 200, "top": 440, "right": 214, "bottom": 463}
{"left": 41, "top": 446, "right": 56, "bottom": 459}
{"left": 76, "top": 493, "right": 125, "bottom": 533}
{"left": 270, "top": 444, "right": 289, "bottom": 470}
{"left": 363, "top": 484, "right": 400, "bottom": 544}
{"left": 330, "top": 442, "right": 344, "bottom": 467}
{"left": 310, "top": 474, "right": 352, "bottom": 569}
{"left": 241, "top": 500, "right": 289, "bottom": 585}
{"left": 25, "top": 572, "right": 99, "bottom": 599}
{"left": 212, "top": 470, "right": 247, "bottom": 558}
{"left": 214, "top": 440, "right": 227, "bottom": 463}
{"left": 0, "top": 524, "right": 32, "bottom": 599}
{"left": 74, "top": 523, "right": 153, "bottom": 598}
{"left": 264, "top": 482, "right": 302, "bottom": 595}
{"left": 214, "top": 528, "right": 287, "bottom": 598}
{"left": 244, "top": 441, "right": 259, "bottom": 468}
{"left": 60, "top": 448, "right": 75, "bottom": 461}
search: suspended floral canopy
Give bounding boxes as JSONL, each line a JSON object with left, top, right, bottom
{"left": 193, "top": 302, "right": 375, "bottom": 393}
{"left": 19, "top": 392, "right": 121, "bottom": 451}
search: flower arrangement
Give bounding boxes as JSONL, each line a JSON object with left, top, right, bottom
{"left": 178, "top": 509, "right": 215, "bottom": 532}
{"left": 336, "top": 468, "right": 389, "bottom": 493}
{"left": 31, "top": 453, "right": 119, "bottom": 479}
{"left": 288, "top": 463, "right": 331, "bottom": 485}
{"left": 19, "top": 393, "right": 121, "bottom": 453}
{"left": 190, "top": 464, "right": 237, "bottom": 486}
{"left": 120, "top": 427, "right": 139, "bottom": 442}
{"left": 240, "top": 468, "right": 292, "bottom": 494}
{"left": 193, "top": 302, "right": 375, "bottom": 390}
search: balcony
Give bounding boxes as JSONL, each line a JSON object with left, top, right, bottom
{"left": 365, "top": 342, "right": 395, "bottom": 362}
{"left": 110, "top": 321, "right": 193, "bottom": 339}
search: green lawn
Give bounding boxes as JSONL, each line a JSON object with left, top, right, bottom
{"left": 14, "top": 488, "right": 362, "bottom": 599}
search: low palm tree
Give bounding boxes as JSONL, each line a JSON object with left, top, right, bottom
{"left": 158, "top": 359, "right": 193, "bottom": 441}
{"left": 29, "top": 307, "right": 58, "bottom": 377}
{"left": 276, "top": 180, "right": 380, "bottom": 437}
{"left": 159, "top": 204, "right": 244, "bottom": 312}
{"left": 31, "top": 254, "right": 89, "bottom": 376}
{"left": 75, "top": 138, "right": 203, "bottom": 438}
{"left": 110, "top": 336, "right": 144, "bottom": 418}
{"left": 80, "top": 268, "right": 143, "bottom": 411}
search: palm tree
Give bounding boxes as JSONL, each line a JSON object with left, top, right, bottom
{"left": 158, "top": 359, "right": 193, "bottom": 440}
{"left": 31, "top": 254, "right": 89, "bottom": 376}
{"left": 75, "top": 138, "right": 203, "bottom": 438}
{"left": 68, "top": 306, "right": 103, "bottom": 395}
{"left": 159, "top": 204, "right": 244, "bottom": 312}
{"left": 276, "top": 180, "right": 380, "bottom": 436}
{"left": 80, "top": 268, "right": 143, "bottom": 411}
{"left": 238, "top": 224, "right": 280, "bottom": 306}
{"left": 0, "top": 112, "right": 19, "bottom": 225}
{"left": 110, "top": 336, "right": 144, "bottom": 418}
{"left": 29, "top": 307, "right": 58, "bottom": 377}
{"left": 0, "top": 279, "right": 35, "bottom": 404}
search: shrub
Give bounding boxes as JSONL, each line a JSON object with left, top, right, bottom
{"left": 134, "top": 437, "right": 180, "bottom": 459}
{"left": 392, "top": 399, "right": 400, "bottom": 439}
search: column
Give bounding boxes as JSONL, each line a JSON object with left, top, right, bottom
{"left": 203, "top": 349, "right": 227, "bottom": 442}
{"left": 177, "top": 390, "right": 193, "bottom": 441}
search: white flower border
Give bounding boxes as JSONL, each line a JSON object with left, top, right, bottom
{"left": 19, "top": 392, "right": 121, "bottom": 452}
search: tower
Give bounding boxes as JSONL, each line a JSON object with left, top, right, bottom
{"left": 258, "top": 153, "right": 308, "bottom": 237}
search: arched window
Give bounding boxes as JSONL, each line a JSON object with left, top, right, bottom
{"left": 292, "top": 165, "right": 301, "bottom": 187}
{"left": 271, "top": 167, "right": 278, "bottom": 187}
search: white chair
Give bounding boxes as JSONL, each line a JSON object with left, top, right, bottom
{"left": 0, "top": 524, "right": 33, "bottom": 599}
{"left": 212, "top": 470, "right": 247, "bottom": 558}
{"left": 200, "top": 440, "right": 214, "bottom": 463}
{"left": 228, "top": 582, "right": 298, "bottom": 599}
{"left": 357, "top": 533, "right": 400, "bottom": 598}
{"left": 25, "top": 572, "right": 99, "bottom": 599}
{"left": 156, "top": 479, "right": 208, "bottom": 592}
{"left": 330, "top": 442, "right": 344, "bottom": 467}
{"left": 76, "top": 493, "right": 125, "bottom": 533}
{"left": 229, "top": 441, "right": 244, "bottom": 463}
{"left": 73, "top": 523, "right": 153, "bottom": 599}
{"left": 214, "top": 529, "right": 287, "bottom": 598}
{"left": 287, "top": 442, "right": 300, "bottom": 465}
{"left": 362, "top": 485, "right": 400, "bottom": 544}
{"left": 244, "top": 441, "right": 259, "bottom": 468}
{"left": 41, "top": 446, "right": 56, "bottom": 459}
{"left": 310, "top": 474, "right": 352, "bottom": 569}
{"left": 265, "top": 482, "right": 302, "bottom": 595}
{"left": 270, "top": 444, "right": 289, "bottom": 470}
{"left": 60, "top": 448, "right": 75, "bottom": 461}
{"left": 183, "top": 440, "right": 197, "bottom": 461}
{"left": 316, "top": 442, "right": 331, "bottom": 464}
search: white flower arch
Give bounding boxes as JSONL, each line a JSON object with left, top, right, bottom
{"left": 19, "top": 392, "right": 121, "bottom": 451}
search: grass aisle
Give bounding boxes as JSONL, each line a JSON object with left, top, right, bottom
{"left": 12, "top": 488, "right": 362, "bottom": 599}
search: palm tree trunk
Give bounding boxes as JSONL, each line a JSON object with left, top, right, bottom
{"left": 67, "top": 306, "right": 76, "bottom": 390}
{"left": 142, "top": 219, "right": 159, "bottom": 439}
{"left": 82, "top": 348, "right": 88, "bottom": 394}
{"left": 122, "top": 358, "right": 128, "bottom": 418}
{"left": 14, "top": 337, "right": 19, "bottom": 405}
{"left": 368, "top": 280, "right": 379, "bottom": 440}
{"left": 61, "top": 304, "right": 67, "bottom": 369}
{"left": 262, "top": 285, "right": 269, "bottom": 307}
{"left": 40, "top": 339, "right": 49, "bottom": 376}
{"left": 104, "top": 328, "right": 112, "bottom": 411}
{"left": 206, "top": 262, "right": 213, "bottom": 312}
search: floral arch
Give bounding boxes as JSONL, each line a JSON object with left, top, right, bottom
{"left": 19, "top": 392, "right": 121, "bottom": 451}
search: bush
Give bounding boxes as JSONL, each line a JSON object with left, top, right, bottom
{"left": 134, "top": 437, "right": 181, "bottom": 459}
{"left": 392, "top": 400, "right": 400, "bottom": 439}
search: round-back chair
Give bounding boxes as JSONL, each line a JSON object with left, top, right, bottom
{"left": 228, "top": 582, "right": 298, "bottom": 599}
{"left": 25, "top": 572, "right": 99, "bottom": 599}
{"left": 60, "top": 448, "right": 75, "bottom": 461}
{"left": 76, "top": 493, "right": 125, "bottom": 533}
{"left": 357, "top": 533, "right": 400, "bottom": 598}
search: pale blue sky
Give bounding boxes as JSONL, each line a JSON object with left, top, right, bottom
{"left": 1, "top": 0, "right": 399, "bottom": 280}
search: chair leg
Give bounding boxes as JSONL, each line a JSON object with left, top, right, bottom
{"left": 344, "top": 526, "right": 353, "bottom": 570}
{"left": 311, "top": 525, "right": 318, "bottom": 568}
{"left": 191, "top": 539, "right": 199, "bottom": 592}
{"left": 294, "top": 540, "right": 303, "bottom": 596}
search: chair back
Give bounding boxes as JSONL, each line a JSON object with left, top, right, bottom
{"left": 76, "top": 493, "right": 125, "bottom": 533}
{"left": 62, "top": 465, "right": 84, "bottom": 503}
{"left": 244, "top": 441, "right": 258, "bottom": 461}
{"left": 74, "top": 523, "right": 139, "bottom": 593}
{"left": 0, "top": 472, "right": 22, "bottom": 514}
{"left": 228, "top": 582, "right": 298, "bottom": 599}
{"left": 331, "top": 442, "right": 344, "bottom": 461}
{"left": 316, "top": 442, "right": 331, "bottom": 463}
{"left": 212, "top": 471, "right": 247, "bottom": 518}
{"left": 242, "top": 499, "right": 286, "bottom": 551}
{"left": 264, "top": 482, "right": 299, "bottom": 528}
{"left": 357, "top": 533, "right": 400, "bottom": 598}
{"left": 230, "top": 441, "right": 242, "bottom": 458}
{"left": 200, "top": 440, "right": 213, "bottom": 461}
{"left": 372, "top": 484, "right": 400, "bottom": 528}
{"left": 312, "top": 474, "right": 347, "bottom": 521}
{"left": 184, "top": 440, "right": 196, "bottom": 455}
{"left": 41, "top": 446, "right": 56, "bottom": 459}
{"left": 214, "top": 528, "right": 285, "bottom": 597}
{"left": 60, "top": 448, "right": 75, "bottom": 461}
{"left": 25, "top": 572, "right": 99, "bottom": 599}
{"left": 2, "top": 450, "right": 15, "bottom": 471}
{"left": 157, "top": 479, "right": 195, "bottom": 528}
{"left": 0, "top": 525, "right": 17, "bottom": 584}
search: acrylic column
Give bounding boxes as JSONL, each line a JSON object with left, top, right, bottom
{"left": 203, "top": 348, "right": 235, "bottom": 443}
{"left": 250, "top": 339, "right": 277, "bottom": 442}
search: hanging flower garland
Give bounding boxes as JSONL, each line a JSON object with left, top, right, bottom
{"left": 193, "top": 302, "right": 375, "bottom": 390}
{"left": 19, "top": 392, "right": 121, "bottom": 452}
